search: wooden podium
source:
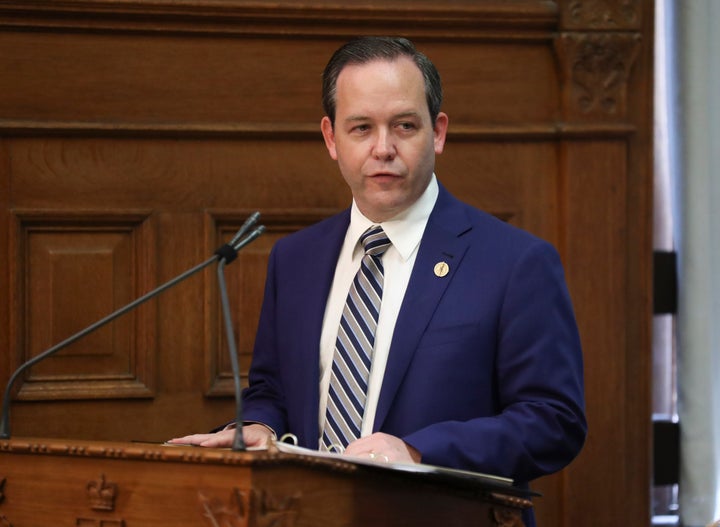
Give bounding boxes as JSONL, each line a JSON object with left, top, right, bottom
{"left": 0, "top": 437, "right": 532, "bottom": 526}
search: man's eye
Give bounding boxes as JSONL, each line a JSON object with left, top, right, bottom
{"left": 352, "top": 124, "right": 370, "bottom": 133}
{"left": 398, "top": 122, "right": 416, "bottom": 130}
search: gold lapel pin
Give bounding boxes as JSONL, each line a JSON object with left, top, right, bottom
{"left": 434, "top": 261, "right": 450, "bottom": 278}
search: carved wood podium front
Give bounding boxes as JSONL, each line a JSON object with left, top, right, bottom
{"left": 0, "top": 437, "right": 532, "bottom": 526}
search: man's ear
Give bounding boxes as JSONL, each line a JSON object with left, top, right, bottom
{"left": 320, "top": 116, "right": 338, "bottom": 161}
{"left": 433, "top": 112, "right": 449, "bottom": 155}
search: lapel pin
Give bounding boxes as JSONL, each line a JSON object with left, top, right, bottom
{"left": 434, "top": 261, "right": 450, "bottom": 278}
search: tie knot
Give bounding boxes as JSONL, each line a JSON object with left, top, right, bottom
{"left": 360, "top": 225, "right": 391, "bottom": 257}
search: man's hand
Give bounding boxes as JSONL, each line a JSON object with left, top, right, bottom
{"left": 343, "top": 432, "right": 421, "bottom": 464}
{"left": 167, "top": 423, "right": 274, "bottom": 449}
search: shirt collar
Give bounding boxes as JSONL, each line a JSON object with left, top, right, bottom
{"left": 348, "top": 174, "right": 439, "bottom": 261}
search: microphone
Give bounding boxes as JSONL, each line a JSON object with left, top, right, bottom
{"left": 215, "top": 211, "right": 262, "bottom": 264}
{"left": 230, "top": 211, "right": 261, "bottom": 247}
{"left": 0, "top": 213, "right": 265, "bottom": 443}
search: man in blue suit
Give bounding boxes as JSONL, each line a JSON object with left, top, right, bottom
{"left": 172, "top": 37, "right": 586, "bottom": 517}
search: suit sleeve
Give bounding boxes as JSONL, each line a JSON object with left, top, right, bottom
{"left": 401, "top": 241, "right": 587, "bottom": 483}
{"left": 239, "top": 245, "right": 289, "bottom": 437}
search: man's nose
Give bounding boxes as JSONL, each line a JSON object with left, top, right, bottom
{"left": 373, "top": 129, "right": 396, "bottom": 160}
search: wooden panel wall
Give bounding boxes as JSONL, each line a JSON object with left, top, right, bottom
{"left": 0, "top": 1, "right": 654, "bottom": 525}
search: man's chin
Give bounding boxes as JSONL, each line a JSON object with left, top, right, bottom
{"left": 361, "top": 196, "right": 412, "bottom": 222}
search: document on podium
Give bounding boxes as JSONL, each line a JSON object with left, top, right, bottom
{"left": 269, "top": 439, "right": 515, "bottom": 489}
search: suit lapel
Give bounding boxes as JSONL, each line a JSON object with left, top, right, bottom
{"left": 373, "top": 186, "right": 471, "bottom": 431}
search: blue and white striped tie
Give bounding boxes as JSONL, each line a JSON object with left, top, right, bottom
{"left": 321, "top": 225, "right": 391, "bottom": 451}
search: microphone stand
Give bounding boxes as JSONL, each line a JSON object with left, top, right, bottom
{"left": 0, "top": 212, "right": 265, "bottom": 448}
{"left": 216, "top": 223, "right": 265, "bottom": 451}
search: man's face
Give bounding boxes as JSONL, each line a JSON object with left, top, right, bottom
{"left": 321, "top": 57, "right": 448, "bottom": 223}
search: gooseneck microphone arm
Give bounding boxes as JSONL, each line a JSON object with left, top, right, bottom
{"left": 0, "top": 213, "right": 265, "bottom": 441}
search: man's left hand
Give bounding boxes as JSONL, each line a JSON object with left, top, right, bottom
{"left": 343, "top": 432, "right": 421, "bottom": 464}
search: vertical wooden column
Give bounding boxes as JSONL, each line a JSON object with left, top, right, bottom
{"left": 547, "top": 1, "right": 653, "bottom": 525}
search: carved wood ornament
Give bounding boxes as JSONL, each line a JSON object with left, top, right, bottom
{"left": 79, "top": 474, "right": 125, "bottom": 526}
{"left": 555, "top": 32, "right": 641, "bottom": 120}
{"left": 199, "top": 487, "right": 301, "bottom": 527}
{"left": 86, "top": 474, "right": 118, "bottom": 512}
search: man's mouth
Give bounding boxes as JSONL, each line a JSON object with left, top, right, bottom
{"left": 368, "top": 172, "right": 401, "bottom": 178}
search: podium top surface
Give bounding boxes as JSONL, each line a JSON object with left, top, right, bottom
{"left": 0, "top": 436, "right": 535, "bottom": 500}
{"left": 0, "top": 436, "right": 535, "bottom": 526}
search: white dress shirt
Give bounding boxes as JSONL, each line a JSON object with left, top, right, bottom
{"left": 318, "top": 175, "right": 439, "bottom": 445}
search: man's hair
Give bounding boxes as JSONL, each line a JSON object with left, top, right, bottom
{"left": 322, "top": 36, "right": 443, "bottom": 126}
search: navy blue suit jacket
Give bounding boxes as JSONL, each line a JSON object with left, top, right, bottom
{"left": 242, "top": 183, "right": 586, "bottom": 492}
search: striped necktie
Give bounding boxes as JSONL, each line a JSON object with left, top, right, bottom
{"left": 321, "top": 225, "right": 391, "bottom": 451}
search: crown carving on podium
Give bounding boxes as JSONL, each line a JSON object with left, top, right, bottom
{"left": 86, "top": 474, "right": 117, "bottom": 511}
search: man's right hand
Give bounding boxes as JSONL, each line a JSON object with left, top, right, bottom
{"left": 167, "top": 423, "right": 274, "bottom": 449}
